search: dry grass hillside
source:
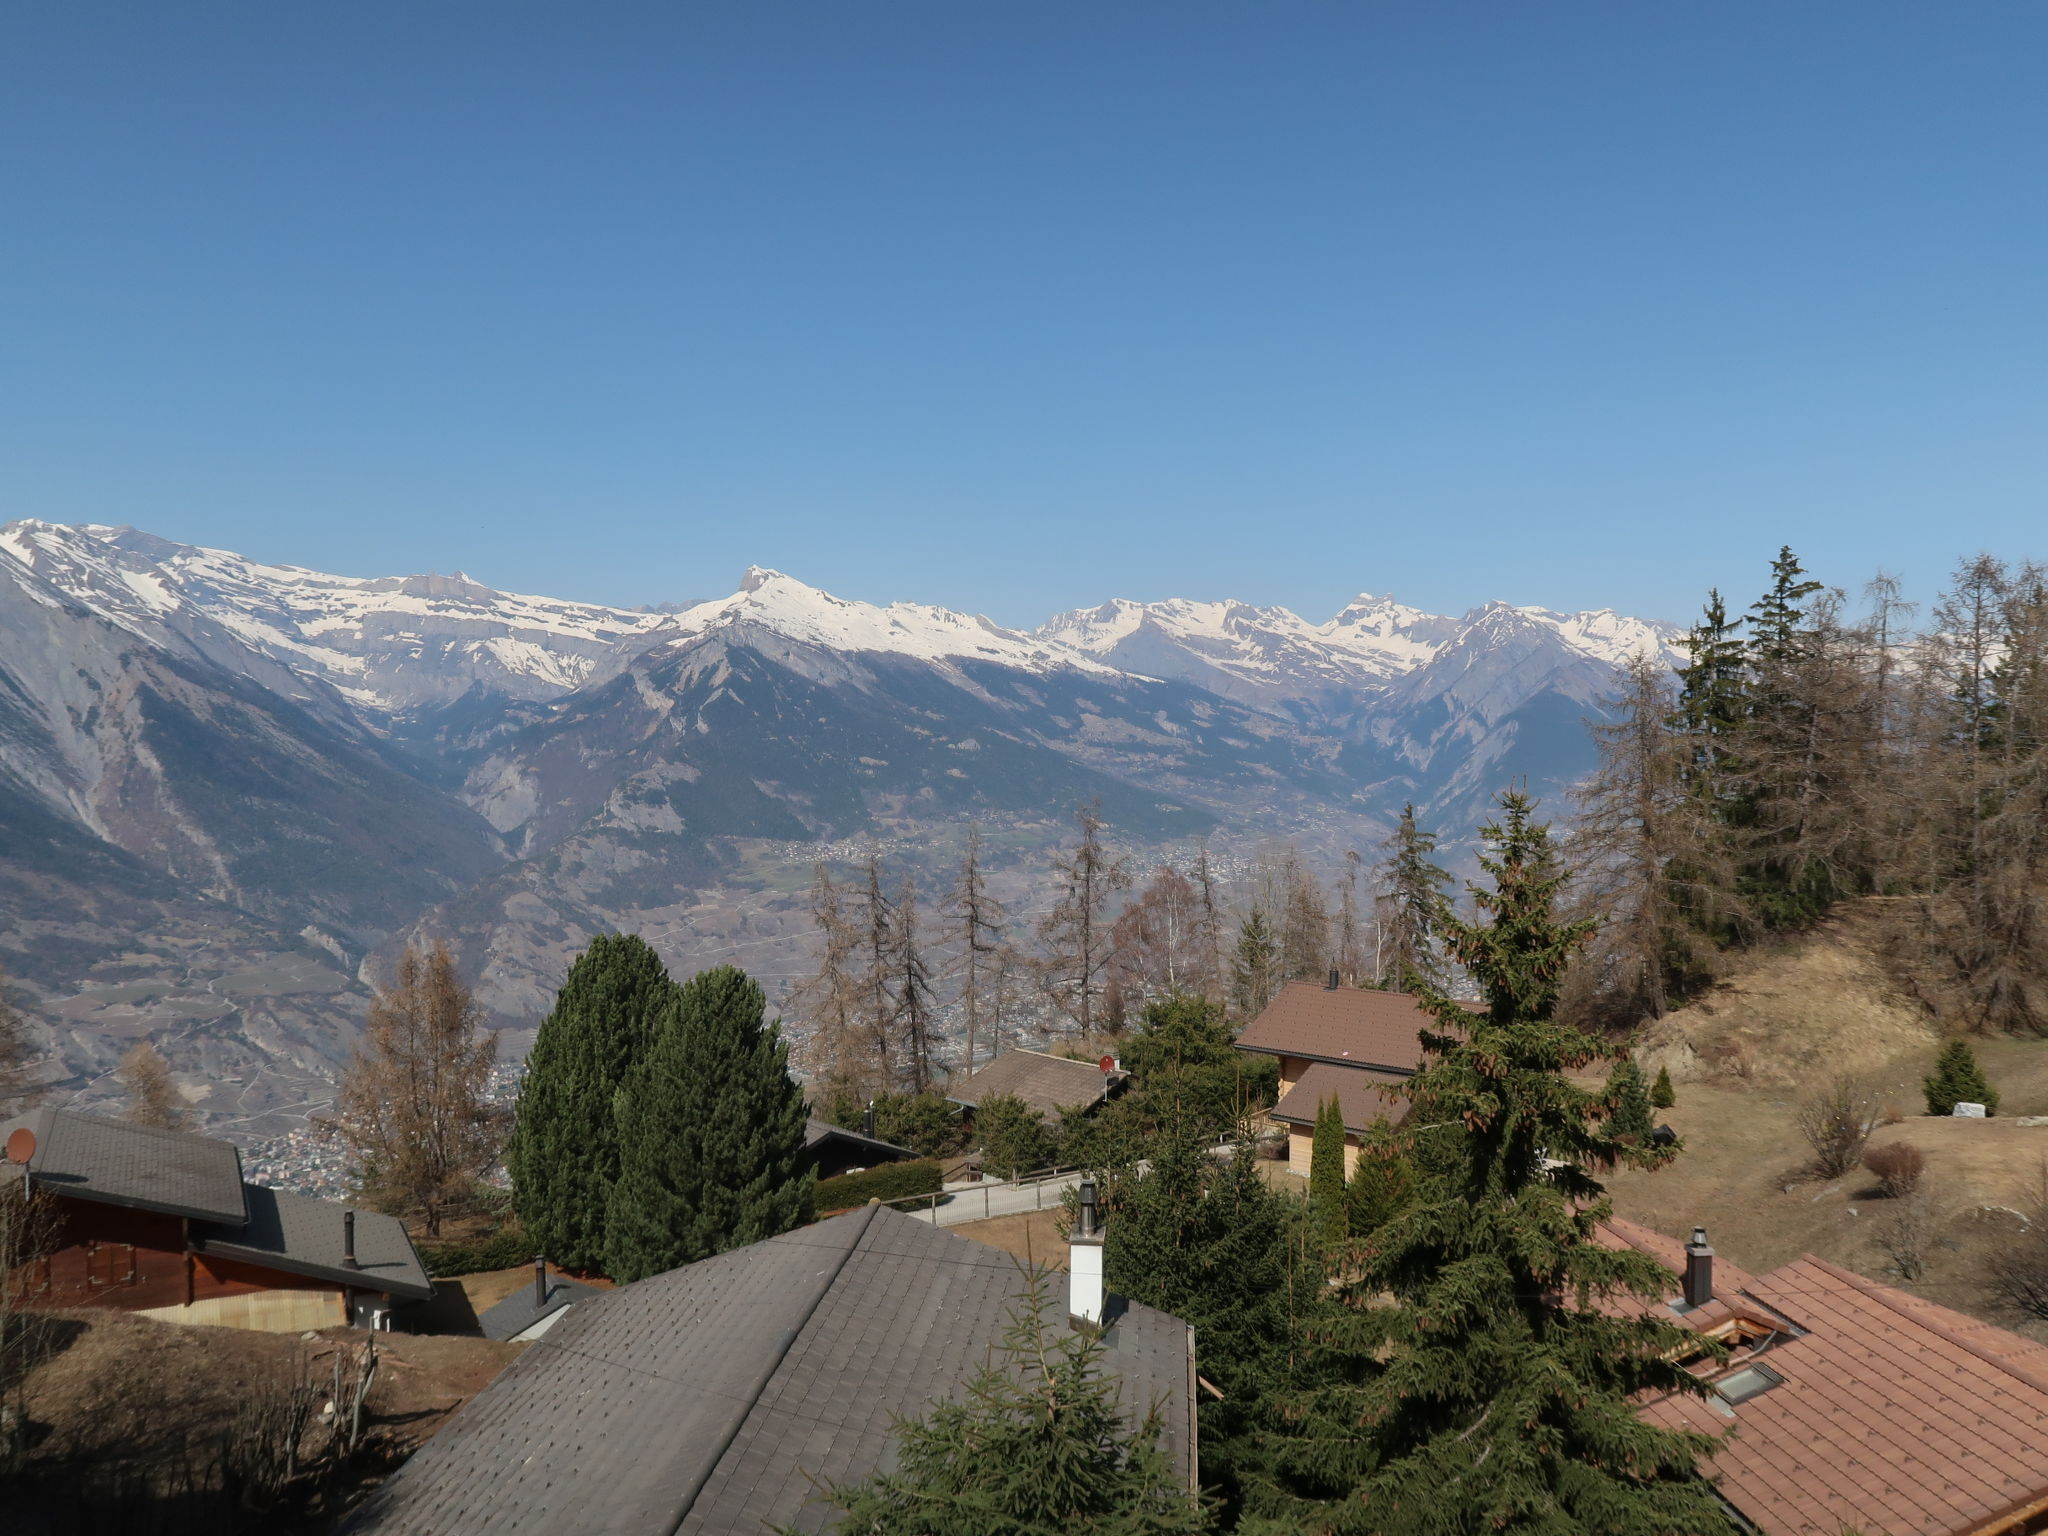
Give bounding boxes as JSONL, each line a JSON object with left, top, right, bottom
{"left": 1603, "top": 899, "right": 2048, "bottom": 1336}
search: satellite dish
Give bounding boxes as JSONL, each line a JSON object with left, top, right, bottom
{"left": 4, "top": 1126, "right": 35, "bottom": 1165}
{"left": 1099, "top": 1055, "right": 1117, "bottom": 1074}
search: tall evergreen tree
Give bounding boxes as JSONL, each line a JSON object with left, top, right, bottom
{"left": 1334, "top": 848, "right": 1365, "bottom": 986}
{"left": 1257, "top": 793, "right": 1726, "bottom": 1536}
{"left": 604, "top": 966, "right": 812, "bottom": 1282}
{"left": 1374, "top": 804, "right": 1453, "bottom": 991}
{"left": 1308, "top": 1095, "right": 1349, "bottom": 1248}
{"left": 1344, "top": 1118, "right": 1415, "bottom": 1240}
{"left": 1038, "top": 803, "right": 1132, "bottom": 1036}
{"left": 1106, "top": 1127, "right": 1293, "bottom": 1516}
{"left": 1923, "top": 1039, "right": 1998, "bottom": 1116}
{"left": 892, "top": 873, "right": 938, "bottom": 1093}
{"left": 511, "top": 933, "right": 677, "bottom": 1273}
{"left": 1672, "top": 589, "right": 1748, "bottom": 812}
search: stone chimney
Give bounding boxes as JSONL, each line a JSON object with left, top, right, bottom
{"left": 1683, "top": 1226, "right": 1714, "bottom": 1309}
{"left": 1069, "top": 1178, "right": 1105, "bottom": 1327}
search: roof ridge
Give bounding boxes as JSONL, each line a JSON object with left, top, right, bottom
{"left": 660, "top": 1202, "right": 879, "bottom": 1535}
{"left": 1782, "top": 1252, "right": 2048, "bottom": 1398}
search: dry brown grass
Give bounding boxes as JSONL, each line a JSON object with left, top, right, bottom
{"left": 947, "top": 1209, "right": 1069, "bottom": 1269}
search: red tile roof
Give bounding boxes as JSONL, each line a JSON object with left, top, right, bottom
{"left": 1270, "top": 1061, "right": 1410, "bottom": 1134}
{"left": 1601, "top": 1218, "right": 2048, "bottom": 1536}
{"left": 1234, "top": 981, "right": 1466, "bottom": 1074}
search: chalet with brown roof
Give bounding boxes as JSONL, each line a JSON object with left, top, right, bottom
{"left": 1234, "top": 974, "right": 1453, "bottom": 1177}
{"left": 2, "top": 1108, "right": 429, "bottom": 1333}
{"left": 1603, "top": 1215, "right": 2048, "bottom": 1536}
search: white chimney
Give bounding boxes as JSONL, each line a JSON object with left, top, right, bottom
{"left": 1069, "top": 1178, "right": 1105, "bottom": 1326}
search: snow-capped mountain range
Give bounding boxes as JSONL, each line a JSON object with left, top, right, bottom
{"left": 0, "top": 518, "right": 1676, "bottom": 1132}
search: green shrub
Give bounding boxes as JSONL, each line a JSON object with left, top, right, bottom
{"left": 976, "top": 1094, "right": 1054, "bottom": 1179}
{"left": 418, "top": 1224, "right": 536, "bottom": 1278}
{"left": 815, "top": 1159, "right": 945, "bottom": 1210}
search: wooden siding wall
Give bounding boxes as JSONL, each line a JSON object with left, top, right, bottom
{"left": 10, "top": 1196, "right": 336, "bottom": 1314}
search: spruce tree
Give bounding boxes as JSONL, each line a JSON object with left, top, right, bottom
{"left": 1608, "top": 1059, "right": 1655, "bottom": 1144}
{"left": 1343, "top": 1118, "right": 1414, "bottom": 1240}
{"left": 1650, "top": 1064, "right": 1677, "bottom": 1109}
{"left": 794, "top": 1273, "right": 1211, "bottom": 1536}
{"left": 1923, "top": 1039, "right": 1998, "bottom": 1116}
{"left": 1257, "top": 792, "right": 1727, "bottom": 1536}
{"left": 1308, "top": 1095, "right": 1349, "bottom": 1246}
{"left": 1105, "top": 1128, "right": 1292, "bottom": 1518}
{"left": 1230, "top": 909, "right": 1281, "bottom": 1020}
{"left": 603, "top": 966, "right": 812, "bottom": 1282}
{"left": 1374, "top": 804, "right": 1454, "bottom": 991}
{"left": 511, "top": 933, "right": 677, "bottom": 1273}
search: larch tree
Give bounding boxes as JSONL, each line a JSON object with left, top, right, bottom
{"left": 858, "top": 856, "right": 900, "bottom": 1086}
{"left": 1278, "top": 849, "right": 1331, "bottom": 982}
{"left": 892, "top": 873, "right": 938, "bottom": 1093}
{"left": 1229, "top": 908, "right": 1281, "bottom": 1022}
{"left": 1333, "top": 848, "right": 1366, "bottom": 986}
{"left": 1374, "top": 803, "right": 1453, "bottom": 992}
{"left": 118, "top": 1040, "right": 188, "bottom": 1130}
{"left": 0, "top": 970, "right": 45, "bottom": 1112}
{"left": 1036, "top": 804, "right": 1131, "bottom": 1037}
{"left": 1569, "top": 650, "right": 1734, "bottom": 1025}
{"left": 604, "top": 965, "right": 811, "bottom": 1281}
{"left": 792, "top": 864, "right": 875, "bottom": 1095}
{"left": 510, "top": 933, "right": 676, "bottom": 1274}
{"left": 949, "top": 828, "right": 1010, "bottom": 1077}
{"left": 333, "top": 942, "right": 500, "bottom": 1239}
{"left": 1259, "top": 793, "right": 1727, "bottom": 1536}
{"left": 1193, "top": 844, "right": 1226, "bottom": 1000}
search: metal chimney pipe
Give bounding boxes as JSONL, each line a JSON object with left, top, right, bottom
{"left": 534, "top": 1255, "right": 548, "bottom": 1309}
{"left": 1327, "top": 967, "right": 1340, "bottom": 990}
{"left": 863, "top": 1098, "right": 877, "bottom": 1139}
{"left": 1683, "top": 1226, "right": 1714, "bottom": 1309}
{"left": 341, "top": 1209, "right": 361, "bottom": 1270}
{"left": 1069, "top": 1178, "right": 1105, "bottom": 1326}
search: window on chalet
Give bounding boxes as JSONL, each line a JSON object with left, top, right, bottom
{"left": 85, "top": 1240, "right": 138, "bottom": 1288}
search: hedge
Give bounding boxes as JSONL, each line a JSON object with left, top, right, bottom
{"left": 418, "top": 1225, "right": 538, "bottom": 1278}
{"left": 815, "top": 1159, "right": 944, "bottom": 1210}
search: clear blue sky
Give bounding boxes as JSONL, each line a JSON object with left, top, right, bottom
{"left": 3, "top": 3, "right": 2043, "bottom": 627}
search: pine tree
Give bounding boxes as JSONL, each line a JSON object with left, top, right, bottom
{"left": 1747, "top": 545, "right": 1825, "bottom": 664}
{"left": 974, "top": 1093, "right": 1052, "bottom": 1179}
{"left": 1229, "top": 909, "right": 1281, "bottom": 1021}
{"left": 1607, "top": 1058, "right": 1654, "bottom": 1144}
{"left": 1344, "top": 1118, "right": 1414, "bottom": 1240}
{"left": 1650, "top": 1065, "right": 1676, "bottom": 1109}
{"left": 604, "top": 966, "right": 812, "bottom": 1282}
{"left": 1672, "top": 589, "right": 1748, "bottom": 812}
{"left": 1374, "top": 804, "right": 1453, "bottom": 992}
{"left": 510, "top": 933, "right": 677, "bottom": 1273}
{"left": 795, "top": 1272, "right": 1211, "bottom": 1536}
{"left": 1258, "top": 793, "right": 1727, "bottom": 1536}
{"left": 119, "top": 1041, "right": 187, "bottom": 1130}
{"left": 892, "top": 873, "right": 938, "bottom": 1093}
{"left": 1923, "top": 1039, "right": 1998, "bottom": 1117}
{"left": 1308, "top": 1095, "right": 1348, "bottom": 1247}
{"left": 1278, "top": 849, "right": 1331, "bottom": 982}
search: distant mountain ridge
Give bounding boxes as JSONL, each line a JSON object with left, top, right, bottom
{"left": 0, "top": 518, "right": 1678, "bottom": 1132}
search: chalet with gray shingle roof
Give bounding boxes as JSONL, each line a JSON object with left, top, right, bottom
{"left": 342, "top": 1204, "right": 1196, "bottom": 1535}
{"left": 802, "top": 1115, "right": 919, "bottom": 1179}
{"left": 947, "top": 1046, "right": 1127, "bottom": 1124}
{"left": 2, "top": 1107, "right": 429, "bottom": 1332}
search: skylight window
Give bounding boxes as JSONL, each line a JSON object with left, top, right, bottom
{"left": 1713, "top": 1362, "right": 1784, "bottom": 1407}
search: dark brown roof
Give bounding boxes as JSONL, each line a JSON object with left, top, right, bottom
{"left": 1269, "top": 1061, "right": 1410, "bottom": 1134}
{"left": 4, "top": 1107, "right": 247, "bottom": 1224}
{"left": 1234, "top": 981, "right": 1464, "bottom": 1075}
{"left": 342, "top": 1205, "right": 1194, "bottom": 1536}
{"left": 802, "top": 1116, "right": 918, "bottom": 1162}
{"left": 947, "top": 1048, "right": 1120, "bottom": 1121}
{"left": 1604, "top": 1217, "right": 2048, "bottom": 1536}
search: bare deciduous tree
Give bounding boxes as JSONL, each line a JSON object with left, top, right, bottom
{"left": 0, "top": 969, "right": 46, "bottom": 1113}
{"left": 949, "top": 830, "right": 1011, "bottom": 1077}
{"left": 1796, "top": 1074, "right": 1876, "bottom": 1180}
{"left": 892, "top": 873, "right": 937, "bottom": 1094}
{"left": 1112, "top": 866, "right": 1211, "bottom": 1003}
{"left": 331, "top": 941, "right": 500, "bottom": 1238}
{"left": 1036, "top": 804, "right": 1130, "bottom": 1036}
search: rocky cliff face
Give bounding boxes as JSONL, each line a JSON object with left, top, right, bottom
{"left": 0, "top": 520, "right": 1677, "bottom": 1130}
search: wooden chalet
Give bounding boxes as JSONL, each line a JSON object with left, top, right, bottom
{"left": 1234, "top": 973, "right": 1466, "bottom": 1176}
{"left": 2, "top": 1107, "right": 430, "bottom": 1333}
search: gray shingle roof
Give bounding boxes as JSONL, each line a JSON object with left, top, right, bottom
{"left": 3, "top": 1107, "right": 247, "bottom": 1224}
{"left": 343, "top": 1205, "right": 1195, "bottom": 1536}
{"left": 947, "top": 1048, "right": 1122, "bottom": 1121}
{"left": 476, "top": 1271, "right": 603, "bottom": 1341}
{"left": 802, "top": 1116, "right": 917, "bottom": 1162}
{"left": 196, "top": 1184, "right": 433, "bottom": 1303}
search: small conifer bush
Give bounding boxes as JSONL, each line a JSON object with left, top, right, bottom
{"left": 1651, "top": 1064, "right": 1676, "bottom": 1109}
{"left": 1923, "top": 1040, "right": 1998, "bottom": 1117}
